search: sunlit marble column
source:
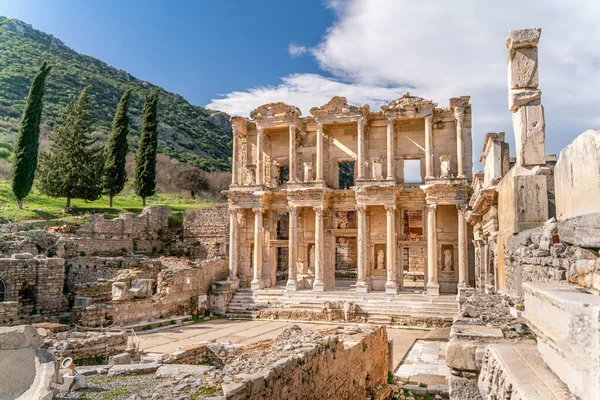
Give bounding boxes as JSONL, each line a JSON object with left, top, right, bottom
{"left": 455, "top": 106, "right": 466, "bottom": 178}
{"left": 457, "top": 204, "right": 469, "bottom": 288}
{"left": 231, "top": 131, "right": 239, "bottom": 185}
{"left": 424, "top": 114, "right": 434, "bottom": 179}
{"left": 356, "top": 205, "right": 369, "bottom": 293}
{"left": 385, "top": 205, "right": 398, "bottom": 294}
{"left": 286, "top": 206, "right": 298, "bottom": 291}
{"left": 251, "top": 208, "right": 264, "bottom": 290}
{"left": 386, "top": 118, "right": 395, "bottom": 182}
{"left": 357, "top": 117, "right": 366, "bottom": 180}
{"left": 256, "top": 126, "right": 264, "bottom": 185}
{"left": 289, "top": 124, "right": 297, "bottom": 183}
{"left": 316, "top": 122, "right": 324, "bottom": 182}
{"left": 313, "top": 205, "right": 325, "bottom": 291}
{"left": 426, "top": 204, "right": 440, "bottom": 295}
{"left": 228, "top": 208, "right": 240, "bottom": 285}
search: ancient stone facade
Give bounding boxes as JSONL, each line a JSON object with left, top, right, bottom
{"left": 226, "top": 94, "right": 474, "bottom": 296}
{"left": 183, "top": 204, "right": 229, "bottom": 259}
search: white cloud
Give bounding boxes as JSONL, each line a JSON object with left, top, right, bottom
{"left": 207, "top": 0, "right": 600, "bottom": 166}
{"left": 288, "top": 44, "right": 308, "bottom": 57}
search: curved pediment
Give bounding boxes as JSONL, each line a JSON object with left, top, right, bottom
{"left": 309, "top": 96, "right": 369, "bottom": 117}
{"left": 250, "top": 102, "right": 301, "bottom": 121}
{"left": 380, "top": 92, "right": 435, "bottom": 113}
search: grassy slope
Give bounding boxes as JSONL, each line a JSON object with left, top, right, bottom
{"left": 0, "top": 180, "right": 213, "bottom": 224}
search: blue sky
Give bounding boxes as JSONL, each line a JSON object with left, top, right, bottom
{"left": 2, "top": 0, "right": 600, "bottom": 169}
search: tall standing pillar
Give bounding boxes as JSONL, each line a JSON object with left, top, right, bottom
{"left": 386, "top": 118, "right": 395, "bottom": 181}
{"left": 455, "top": 107, "right": 466, "bottom": 178}
{"left": 457, "top": 204, "right": 469, "bottom": 288}
{"left": 289, "top": 124, "right": 297, "bottom": 183}
{"left": 313, "top": 206, "right": 325, "bottom": 291}
{"left": 483, "top": 239, "right": 490, "bottom": 291}
{"left": 286, "top": 206, "right": 298, "bottom": 291}
{"left": 385, "top": 205, "right": 398, "bottom": 294}
{"left": 357, "top": 117, "right": 366, "bottom": 180}
{"left": 228, "top": 208, "right": 240, "bottom": 286}
{"left": 256, "top": 126, "right": 264, "bottom": 185}
{"left": 424, "top": 115, "right": 434, "bottom": 179}
{"left": 316, "top": 122, "right": 324, "bottom": 182}
{"left": 231, "top": 132, "right": 239, "bottom": 185}
{"left": 426, "top": 204, "right": 440, "bottom": 295}
{"left": 356, "top": 205, "right": 369, "bottom": 293}
{"left": 251, "top": 208, "right": 264, "bottom": 290}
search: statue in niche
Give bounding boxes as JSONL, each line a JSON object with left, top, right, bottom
{"left": 443, "top": 248, "right": 454, "bottom": 271}
{"left": 376, "top": 249, "right": 385, "bottom": 269}
{"left": 440, "top": 155, "right": 451, "bottom": 178}
{"left": 304, "top": 162, "right": 314, "bottom": 182}
{"left": 309, "top": 246, "right": 315, "bottom": 270}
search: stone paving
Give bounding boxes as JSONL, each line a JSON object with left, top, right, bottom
{"left": 395, "top": 340, "right": 449, "bottom": 381}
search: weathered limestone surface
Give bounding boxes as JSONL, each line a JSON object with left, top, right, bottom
{"left": 523, "top": 282, "right": 600, "bottom": 400}
{"left": 77, "top": 206, "right": 171, "bottom": 239}
{"left": 43, "top": 330, "right": 128, "bottom": 362}
{"left": 554, "top": 130, "right": 600, "bottom": 219}
{"left": 557, "top": 213, "right": 600, "bottom": 249}
{"left": 512, "top": 105, "right": 546, "bottom": 166}
{"left": 183, "top": 204, "right": 229, "bottom": 260}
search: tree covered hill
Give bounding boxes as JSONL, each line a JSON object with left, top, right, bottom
{"left": 0, "top": 16, "right": 232, "bottom": 171}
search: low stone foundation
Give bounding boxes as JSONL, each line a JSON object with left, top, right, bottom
{"left": 41, "top": 329, "right": 129, "bottom": 362}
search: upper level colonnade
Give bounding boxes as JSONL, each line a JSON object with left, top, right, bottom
{"left": 229, "top": 93, "right": 472, "bottom": 190}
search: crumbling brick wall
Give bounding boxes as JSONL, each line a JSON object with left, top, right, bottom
{"left": 183, "top": 205, "right": 229, "bottom": 260}
{"left": 0, "top": 302, "right": 19, "bottom": 325}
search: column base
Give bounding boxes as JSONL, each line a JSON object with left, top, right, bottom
{"left": 285, "top": 279, "right": 298, "bottom": 291}
{"left": 425, "top": 175, "right": 435, "bottom": 180}
{"left": 385, "top": 281, "right": 398, "bottom": 295}
{"left": 312, "top": 279, "right": 324, "bottom": 292}
{"left": 426, "top": 282, "right": 440, "bottom": 296}
{"left": 355, "top": 280, "right": 369, "bottom": 293}
{"left": 227, "top": 277, "right": 240, "bottom": 290}
{"left": 457, "top": 173, "right": 467, "bottom": 179}
{"left": 250, "top": 278, "right": 264, "bottom": 291}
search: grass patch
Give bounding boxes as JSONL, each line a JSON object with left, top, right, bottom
{"left": 75, "top": 355, "right": 105, "bottom": 366}
{"left": 0, "top": 180, "right": 213, "bottom": 224}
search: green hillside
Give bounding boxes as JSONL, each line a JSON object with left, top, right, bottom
{"left": 0, "top": 16, "right": 232, "bottom": 171}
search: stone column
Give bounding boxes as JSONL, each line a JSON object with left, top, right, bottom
{"left": 357, "top": 117, "right": 366, "bottom": 180}
{"left": 356, "top": 205, "right": 369, "bottom": 293}
{"left": 426, "top": 204, "right": 440, "bottom": 295}
{"left": 228, "top": 208, "right": 240, "bottom": 285}
{"left": 455, "top": 107, "right": 466, "bottom": 178}
{"left": 313, "top": 205, "right": 325, "bottom": 292}
{"left": 386, "top": 118, "right": 395, "bottom": 181}
{"left": 316, "top": 122, "right": 324, "bottom": 182}
{"left": 457, "top": 204, "right": 468, "bottom": 288}
{"left": 231, "top": 131, "right": 239, "bottom": 185}
{"left": 251, "top": 208, "right": 264, "bottom": 290}
{"left": 289, "top": 124, "right": 297, "bottom": 183}
{"left": 424, "top": 115, "right": 434, "bottom": 179}
{"left": 256, "top": 126, "right": 264, "bottom": 185}
{"left": 483, "top": 239, "right": 490, "bottom": 290}
{"left": 286, "top": 206, "right": 298, "bottom": 291}
{"left": 385, "top": 205, "right": 398, "bottom": 294}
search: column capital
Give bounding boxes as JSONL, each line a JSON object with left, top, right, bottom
{"left": 252, "top": 207, "right": 264, "bottom": 214}
{"left": 316, "top": 121, "right": 323, "bottom": 131}
{"left": 424, "top": 114, "right": 433, "bottom": 123}
{"left": 386, "top": 117, "right": 394, "bottom": 126}
{"left": 454, "top": 105, "right": 465, "bottom": 121}
{"left": 457, "top": 204, "right": 468, "bottom": 214}
{"left": 313, "top": 205, "right": 324, "bottom": 216}
{"left": 427, "top": 203, "right": 438, "bottom": 213}
{"left": 288, "top": 205, "right": 298, "bottom": 214}
{"left": 384, "top": 204, "right": 396, "bottom": 214}
{"left": 229, "top": 208, "right": 241, "bottom": 217}
{"left": 356, "top": 204, "right": 367, "bottom": 214}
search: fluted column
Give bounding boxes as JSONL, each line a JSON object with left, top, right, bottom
{"left": 256, "top": 126, "right": 264, "bottom": 185}
{"left": 357, "top": 117, "right": 366, "bottom": 180}
{"left": 313, "top": 205, "right": 325, "bottom": 291}
{"left": 316, "top": 122, "right": 324, "bottom": 182}
{"left": 457, "top": 204, "right": 469, "bottom": 288}
{"left": 228, "top": 208, "right": 240, "bottom": 285}
{"left": 286, "top": 206, "right": 298, "bottom": 291}
{"left": 455, "top": 107, "right": 465, "bottom": 178}
{"left": 386, "top": 118, "right": 395, "bottom": 181}
{"left": 356, "top": 205, "right": 369, "bottom": 293}
{"left": 424, "top": 115, "right": 434, "bottom": 179}
{"left": 251, "top": 208, "right": 264, "bottom": 290}
{"left": 426, "top": 204, "right": 440, "bottom": 295}
{"left": 289, "top": 124, "right": 297, "bottom": 183}
{"left": 385, "top": 205, "right": 398, "bottom": 294}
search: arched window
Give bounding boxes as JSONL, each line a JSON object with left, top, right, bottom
{"left": 0, "top": 279, "right": 6, "bottom": 302}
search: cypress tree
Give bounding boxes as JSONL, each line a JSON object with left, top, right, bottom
{"left": 37, "top": 86, "right": 104, "bottom": 208}
{"left": 11, "top": 61, "right": 51, "bottom": 209}
{"left": 134, "top": 88, "right": 160, "bottom": 206}
{"left": 103, "top": 89, "right": 132, "bottom": 207}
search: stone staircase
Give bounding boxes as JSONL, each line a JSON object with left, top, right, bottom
{"left": 225, "top": 287, "right": 459, "bottom": 326}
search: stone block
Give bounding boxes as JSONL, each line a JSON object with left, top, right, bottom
{"left": 554, "top": 130, "right": 600, "bottom": 219}
{"left": 108, "top": 352, "right": 131, "bottom": 365}
{"left": 448, "top": 375, "right": 483, "bottom": 400}
{"left": 557, "top": 213, "right": 600, "bottom": 248}
{"left": 449, "top": 325, "right": 504, "bottom": 341}
{"left": 446, "top": 339, "right": 488, "bottom": 371}
{"left": 508, "top": 47, "right": 539, "bottom": 89}
{"left": 0, "top": 325, "right": 41, "bottom": 350}
{"left": 129, "top": 279, "right": 154, "bottom": 298}
{"left": 508, "top": 88, "right": 541, "bottom": 111}
{"left": 506, "top": 28, "right": 541, "bottom": 50}
{"left": 512, "top": 105, "right": 545, "bottom": 166}
{"left": 111, "top": 281, "right": 131, "bottom": 301}
{"left": 73, "top": 297, "right": 92, "bottom": 308}
{"left": 523, "top": 282, "right": 600, "bottom": 399}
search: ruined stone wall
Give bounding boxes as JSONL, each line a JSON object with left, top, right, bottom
{"left": 65, "top": 256, "right": 162, "bottom": 290}
{"left": 225, "top": 326, "right": 388, "bottom": 400}
{"left": 57, "top": 237, "right": 165, "bottom": 258}
{"left": 72, "top": 258, "right": 228, "bottom": 327}
{"left": 42, "top": 330, "right": 128, "bottom": 362}
{"left": 0, "top": 301, "right": 19, "bottom": 325}
{"left": 503, "top": 214, "right": 600, "bottom": 296}
{"left": 77, "top": 206, "right": 171, "bottom": 239}
{"left": 183, "top": 204, "right": 229, "bottom": 260}
{"left": 0, "top": 254, "right": 66, "bottom": 319}
{"left": 163, "top": 344, "right": 208, "bottom": 365}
